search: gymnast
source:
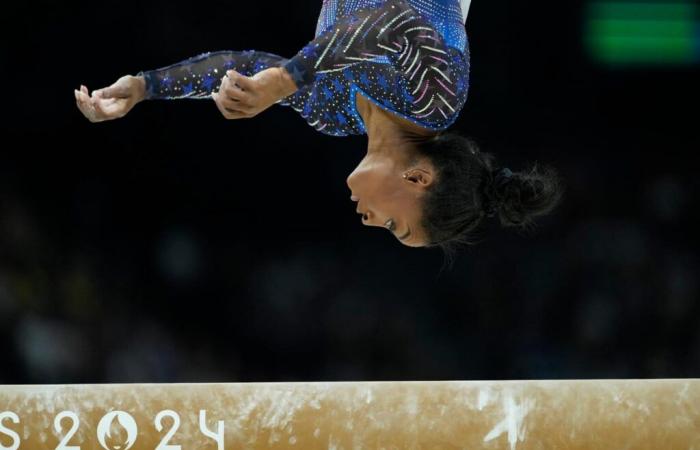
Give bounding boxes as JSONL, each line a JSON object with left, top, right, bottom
{"left": 74, "top": 0, "right": 563, "bottom": 252}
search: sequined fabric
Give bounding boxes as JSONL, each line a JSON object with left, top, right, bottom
{"left": 139, "top": 0, "right": 470, "bottom": 137}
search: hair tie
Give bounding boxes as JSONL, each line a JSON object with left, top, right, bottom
{"left": 494, "top": 167, "right": 514, "bottom": 188}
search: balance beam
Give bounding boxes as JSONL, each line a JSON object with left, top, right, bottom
{"left": 1, "top": 380, "right": 698, "bottom": 449}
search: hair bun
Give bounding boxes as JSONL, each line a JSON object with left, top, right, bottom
{"left": 482, "top": 167, "right": 515, "bottom": 217}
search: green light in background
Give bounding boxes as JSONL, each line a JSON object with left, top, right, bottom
{"left": 584, "top": 1, "right": 700, "bottom": 66}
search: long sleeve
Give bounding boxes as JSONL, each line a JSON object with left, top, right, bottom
{"left": 138, "top": 50, "right": 289, "bottom": 100}
{"left": 282, "top": 0, "right": 469, "bottom": 127}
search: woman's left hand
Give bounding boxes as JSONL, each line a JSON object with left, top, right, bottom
{"left": 213, "top": 67, "right": 298, "bottom": 120}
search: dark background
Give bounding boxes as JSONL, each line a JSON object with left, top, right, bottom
{"left": 1, "top": 0, "right": 698, "bottom": 383}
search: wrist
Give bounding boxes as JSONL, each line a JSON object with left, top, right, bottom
{"left": 131, "top": 74, "right": 147, "bottom": 102}
{"left": 277, "top": 67, "right": 299, "bottom": 97}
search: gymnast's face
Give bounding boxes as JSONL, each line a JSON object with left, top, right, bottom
{"left": 346, "top": 153, "right": 435, "bottom": 247}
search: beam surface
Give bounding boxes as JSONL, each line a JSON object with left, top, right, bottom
{"left": 0, "top": 380, "right": 698, "bottom": 450}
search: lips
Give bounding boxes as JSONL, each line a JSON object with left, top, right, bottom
{"left": 351, "top": 195, "right": 359, "bottom": 202}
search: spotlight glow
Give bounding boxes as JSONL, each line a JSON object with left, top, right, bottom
{"left": 585, "top": 1, "right": 700, "bottom": 66}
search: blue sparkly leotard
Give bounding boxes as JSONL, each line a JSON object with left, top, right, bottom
{"left": 139, "top": 0, "right": 471, "bottom": 136}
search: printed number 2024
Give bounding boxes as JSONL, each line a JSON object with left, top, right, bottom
{"left": 0, "top": 409, "right": 224, "bottom": 450}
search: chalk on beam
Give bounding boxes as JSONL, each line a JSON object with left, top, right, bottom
{"left": 0, "top": 380, "right": 698, "bottom": 449}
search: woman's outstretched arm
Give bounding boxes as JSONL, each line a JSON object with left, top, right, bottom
{"left": 75, "top": 50, "right": 298, "bottom": 122}
{"left": 139, "top": 50, "right": 286, "bottom": 100}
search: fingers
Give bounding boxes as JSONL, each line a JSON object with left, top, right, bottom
{"left": 212, "top": 92, "right": 252, "bottom": 119}
{"left": 94, "top": 88, "right": 109, "bottom": 98}
{"left": 74, "top": 85, "right": 104, "bottom": 122}
{"left": 220, "top": 73, "right": 253, "bottom": 106}
{"left": 96, "top": 83, "right": 125, "bottom": 99}
{"left": 75, "top": 87, "right": 94, "bottom": 121}
{"left": 75, "top": 86, "right": 91, "bottom": 107}
{"left": 92, "top": 93, "right": 108, "bottom": 116}
{"left": 216, "top": 91, "right": 253, "bottom": 115}
{"left": 74, "top": 89, "right": 82, "bottom": 113}
{"left": 216, "top": 78, "right": 256, "bottom": 116}
{"left": 227, "top": 70, "right": 256, "bottom": 91}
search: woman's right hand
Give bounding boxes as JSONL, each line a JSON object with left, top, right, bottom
{"left": 74, "top": 75, "right": 146, "bottom": 122}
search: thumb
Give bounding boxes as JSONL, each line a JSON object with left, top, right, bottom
{"left": 96, "top": 84, "right": 126, "bottom": 98}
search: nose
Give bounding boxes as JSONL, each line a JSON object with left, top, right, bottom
{"left": 346, "top": 170, "right": 360, "bottom": 199}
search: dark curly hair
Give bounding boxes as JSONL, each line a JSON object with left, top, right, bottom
{"left": 403, "top": 130, "right": 565, "bottom": 266}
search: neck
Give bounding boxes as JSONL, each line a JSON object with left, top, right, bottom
{"left": 356, "top": 92, "right": 437, "bottom": 158}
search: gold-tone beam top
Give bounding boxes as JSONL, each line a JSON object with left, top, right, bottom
{"left": 0, "top": 380, "right": 698, "bottom": 450}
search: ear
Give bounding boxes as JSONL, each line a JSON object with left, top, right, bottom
{"left": 403, "top": 168, "right": 435, "bottom": 188}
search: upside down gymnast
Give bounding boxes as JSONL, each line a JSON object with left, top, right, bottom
{"left": 75, "top": 0, "right": 563, "bottom": 254}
